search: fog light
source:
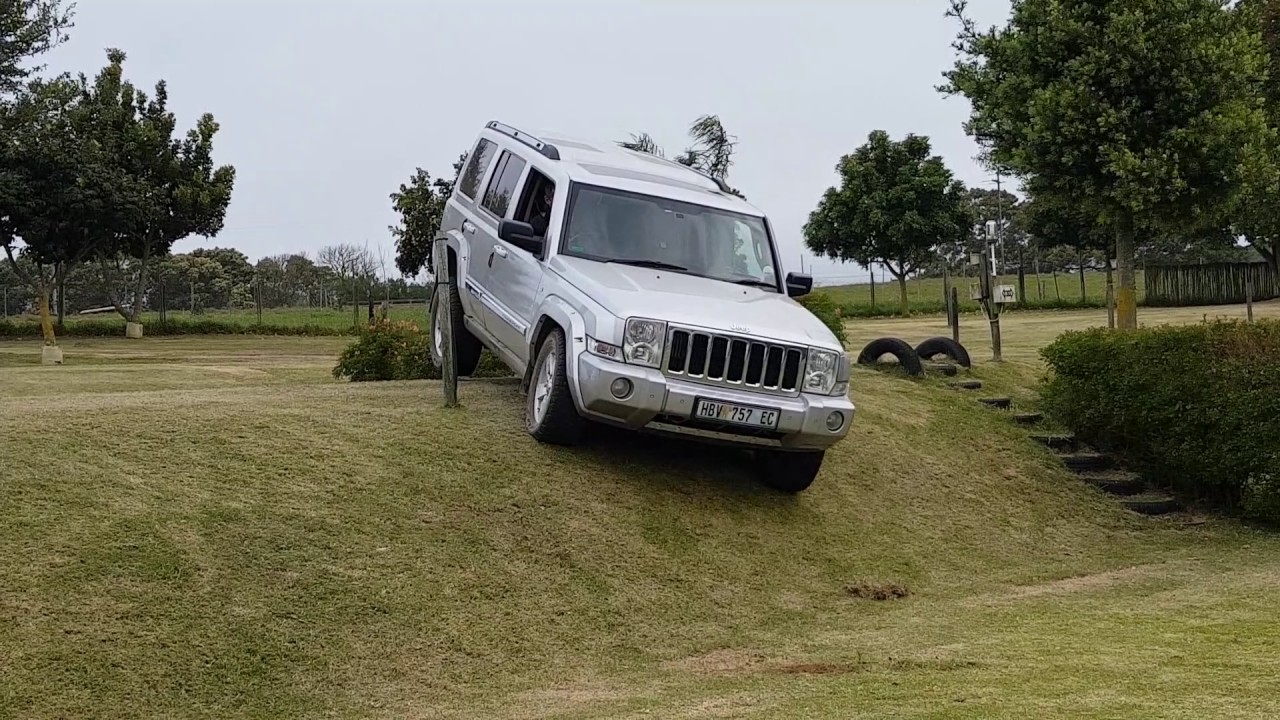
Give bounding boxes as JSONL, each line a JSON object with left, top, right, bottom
{"left": 610, "top": 378, "right": 633, "bottom": 399}
{"left": 825, "top": 411, "right": 845, "bottom": 432}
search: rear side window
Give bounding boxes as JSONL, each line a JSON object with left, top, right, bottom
{"left": 481, "top": 151, "right": 527, "bottom": 218}
{"left": 458, "top": 138, "right": 496, "bottom": 199}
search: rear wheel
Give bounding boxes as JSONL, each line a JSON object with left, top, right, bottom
{"left": 431, "top": 281, "right": 482, "bottom": 376}
{"left": 756, "top": 450, "right": 825, "bottom": 493}
{"left": 526, "top": 327, "right": 586, "bottom": 446}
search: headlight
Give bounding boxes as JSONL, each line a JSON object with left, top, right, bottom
{"left": 804, "top": 348, "right": 844, "bottom": 395}
{"left": 623, "top": 318, "right": 666, "bottom": 368}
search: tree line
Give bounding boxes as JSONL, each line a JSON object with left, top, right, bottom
{"left": 1, "top": 3, "right": 233, "bottom": 344}
{"left": 0, "top": 243, "right": 431, "bottom": 320}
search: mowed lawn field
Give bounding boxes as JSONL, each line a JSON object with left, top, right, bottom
{"left": 819, "top": 269, "right": 1142, "bottom": 314}
{"left": 3, "top": 304, "right": 1280, "bottom": 718}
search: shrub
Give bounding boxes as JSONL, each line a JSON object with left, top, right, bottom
{"left": 797, "top": 291, "right": 848, "bottom": 346}
{"left": 1041, "top": 319, "right": 1280, "bottom": 522}
{"left": 331, "top": 319, "right": 514, "bottom": 382}
{"left": 333, "top": 319, "right": 438, "bottom": 382}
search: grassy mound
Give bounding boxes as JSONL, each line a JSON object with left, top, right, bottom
{"left": 2, "top": 335, "right": 1279, "bottom": 718}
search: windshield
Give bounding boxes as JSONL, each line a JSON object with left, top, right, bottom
{"left": 559, "top": 184, "right": 780, "bottom": 289}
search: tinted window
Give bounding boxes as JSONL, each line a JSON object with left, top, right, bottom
{"left": 458, "top": 139, "right": 496, "bottom": 199}
{"left": 481, "top": 151, "right": 526, "bottom": 218}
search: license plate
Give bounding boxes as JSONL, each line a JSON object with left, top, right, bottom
{"left": 694, "top": 399, "right": 780, "bottom": 429}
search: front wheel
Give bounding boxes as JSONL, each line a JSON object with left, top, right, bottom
{"left": 526, "top": 327, "right": 586, "bottom": 446}
{"left": 756, "top": 450, "right": 825, "bottom": 493}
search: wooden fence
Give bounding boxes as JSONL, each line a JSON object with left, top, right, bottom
{"left": 1144, "top": 262, "right": 1279, "bottom": 307}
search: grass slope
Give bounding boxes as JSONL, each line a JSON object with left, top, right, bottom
{"left": 2, "top": 330, "right": 1279, "bottom": 718}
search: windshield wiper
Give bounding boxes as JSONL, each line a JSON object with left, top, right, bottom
{"left": 607, "top": 259, "right": 689, "bottom": 272}
{"left": 731, "top": 278, "right": 778, "bottom": 290}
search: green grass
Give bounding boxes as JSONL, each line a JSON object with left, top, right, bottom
{"left": 2, "top": 316, "right": 1280, "bottom": 718}
{"left": 820, "top": 269, "right": 1146, "bottom": 317}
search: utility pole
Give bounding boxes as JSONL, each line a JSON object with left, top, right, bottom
{"left": 973, "top": 218, "right": 1005, "bottom": 362}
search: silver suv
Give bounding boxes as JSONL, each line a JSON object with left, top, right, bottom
{"left": 430, "top": 121, "right": 854, "bottom": 492}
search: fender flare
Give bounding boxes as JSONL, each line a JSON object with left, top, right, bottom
{"left": 524, "top": 295, "right": 589, "bottom": 411}
{"left": 431, "top": 231, "right": 471, "bottom": 316}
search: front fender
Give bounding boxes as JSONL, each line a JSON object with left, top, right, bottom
{"left": 525, "top": 295, "right": 590, "bottom": 410}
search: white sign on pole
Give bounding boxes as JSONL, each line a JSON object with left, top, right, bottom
{"left": 995, "top": 284, "right": 1018, "bottom": 304}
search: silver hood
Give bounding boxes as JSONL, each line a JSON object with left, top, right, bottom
{"left": 551, "top": 256, "right": 843, "bottom": 351}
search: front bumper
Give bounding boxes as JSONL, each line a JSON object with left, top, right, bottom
{"left": 574, "top": 352, "right": 854, "bottom": 451}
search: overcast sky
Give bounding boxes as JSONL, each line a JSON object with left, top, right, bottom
{"left": 44, "top": 0, "right": 1013, "bottom": 285}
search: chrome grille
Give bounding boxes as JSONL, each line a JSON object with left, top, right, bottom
{"left": 664, "top": 327, "right": 805, "bottom": 394}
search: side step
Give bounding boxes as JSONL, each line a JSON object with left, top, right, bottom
{"left": 978, "top": 397, "right": 1012, "bottom": 410}
{"left": 1076, "top": 470, "right": 1146, "bottom": 497}
{"left": 1062, "top": 453, "right": 1111, "bottom": 472}
{"left": 1013, "top": 412, "right": 1044, "bottom": 426}
{"left": 925, "top": 362, "right": 959, "bottom": 377}
{"left": 1030, "top": 434, "right": 1078, "bottom": 453}
{"left": 950, "top": 380, "right": 983, "bottom": 391}
{"left": 1121, "top": 494, "right": 1183, "bottom": 516}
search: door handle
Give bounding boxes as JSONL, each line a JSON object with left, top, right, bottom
{"left": 463, "top": 220, "right": 476, "bottom": 235}
{"left": 493, "top": 245, "right": 509, "bottom": 259}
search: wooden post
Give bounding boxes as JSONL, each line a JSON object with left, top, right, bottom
{"left": 1246, "top": 271, "right": 1255, "bottom": 323}
{"left": 869, "top": 265, "right": 877, "bottom": 311}
{"left": 434, "top": 238, "right": 458, "bottom": 408}
{"left": 950, "top": 286, "right": 961, "bottom": 344}
{"left": 943, "top": 269, "right": 953, "bottom": 329}
{"left": 1105, "top": 257, "right": 1116, "bottom": 329}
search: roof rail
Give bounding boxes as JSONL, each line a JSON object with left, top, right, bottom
{"left": 486, "top": 120, "right": 561, "bottom": 161}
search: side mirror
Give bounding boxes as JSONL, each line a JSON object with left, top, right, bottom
{"left": 785, "top": 272, "right": 813, "bottom": 298}
{"left": 498, "top": 219, "right": 544, "bottom": 256}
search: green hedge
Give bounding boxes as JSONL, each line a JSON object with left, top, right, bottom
{"left": 1041, "top": 320, "right": 1280, "bottom": 522}
{"left": 797, "top": 292, "right": 848, "bottom": 346}
{"left": 333, "top": 319, "right": 511, "bottom": 382}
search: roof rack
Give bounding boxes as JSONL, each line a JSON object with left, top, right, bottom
{"left": 486, "top": 121, "right": 561, "bottom": 161}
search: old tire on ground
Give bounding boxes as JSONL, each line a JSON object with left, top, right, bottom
{"left": 431, "top": 281, "right": 483, "bottom": 376}
{"left": 914, "top": 336, "right": 972, "bottom": 368}
{"left": 526, "top": 327, "right": 586, "bottom": 446}
{"left": 756, "top": 450, "right": 825, "bottom": 493}
{"left": 856, "top": 337, "right": 925, "bottom": 377}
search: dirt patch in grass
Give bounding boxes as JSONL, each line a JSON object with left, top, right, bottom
{"left": 663, "top": 649, "right": 766, "bottom": 675}
{"left": 966, "top": 563, "right": 1172, "bottom": 607}
{"left": 845, "top": 580, "right": 911, "bottom": 600}
{"left": 773, "top": 662, "right": 862, "bottom": 675}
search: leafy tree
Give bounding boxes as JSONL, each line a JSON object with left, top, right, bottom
{"left": 1232, "top": 0, "right": 1280, "bottom": 272}
{"left": 317, "top": 243, "right": 376, "bottom": 308}
{"left": 936, "top": 187, "right": 1024, "bottom": 276}
{"left": 0, "top": 75, "right": 128, "bottom": 345}
{"left": 82, "top": 50, "right": 236, "bottom": 332}
{"left": 619, "top": 114, "right": 745, "bottom": 197}
{"left": 390, "top": 154, "right": 465, "bottom": 277}
{"left": 942, "top": 0, "right": 1270, "bottom": 329}
{"left": 804, "top": 130, "right": 970, "bottom": 315}
{"left": 0, "top": 0, "right": 72, "bottom": 95}
{"left": 190, "top": 247, "right": 252, "bottom": 307}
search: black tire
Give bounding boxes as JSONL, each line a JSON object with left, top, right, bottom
{"left": 756, "top": 450, "right": 825, "bottom": 493}
{"left": 914, "top": 336, "right": 972, "bottom": 368}
{"left": 431, "top": 281, "right": 482, "bottom": 376}
{"left": 856, "top": 337, "right": 925, "bottom": 377}
{"left": 525, "top": 327, "right": 586, "bottom": 446}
